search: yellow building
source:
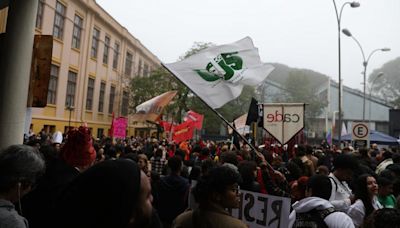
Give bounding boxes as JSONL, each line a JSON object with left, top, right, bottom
{"left": 3, "top": 0, "right": 160, "bottom": 138}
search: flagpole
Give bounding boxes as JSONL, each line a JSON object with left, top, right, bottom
{"left": 162, "top": 63, "right": 275, "bottom": 171}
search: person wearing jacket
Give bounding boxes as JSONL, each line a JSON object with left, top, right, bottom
{"left": 0, "top": 145, "right": 45, "bottom": 228}
{"left": 289, "top": 175, "right": 355, "bottom": 228}
{"left": 329, "top": 154, "right": 359, "bottom": 212}
{"left": 155, "top": 155, "right": 190, "bottom": 228}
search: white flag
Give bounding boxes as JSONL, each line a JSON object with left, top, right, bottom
{"left": 341, "top": 122, "right": 348, "bottom": 136}
{"left": 164, "top": 37, "right": 274, "bottom": 109}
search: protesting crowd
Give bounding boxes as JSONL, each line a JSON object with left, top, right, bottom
{"left": 1, "top": 126, "right": 400, "bottom": 228}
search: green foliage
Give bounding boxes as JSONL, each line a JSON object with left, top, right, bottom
{"left": 188, "top": 86, "right": 256, "bottom": 134}
{"left": 280, "top": 70, "right": 327, "bottom": 121}
{"left": 369, "top": 57, "right": 400, "bottom": 108}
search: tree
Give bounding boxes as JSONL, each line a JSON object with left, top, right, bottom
{"left": 279, "top": 70, "right": 327, "bottom": 129}
{"left": 369, "top": 57, "right": 400, "bottom": 108}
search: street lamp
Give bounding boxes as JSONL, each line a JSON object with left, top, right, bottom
{"left": 367, "top": 72, "right": 384, "bottom": 148}
{"left": 66, "top": 104, "right": 74, "bottom": 131}
{"left": 341, "top": 28, "right": 390, "bottom": 120}
{"left": 332, "top": 1, "right": 360, "bottom": 148}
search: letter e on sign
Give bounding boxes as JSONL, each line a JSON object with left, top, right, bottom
{"left": 352, "top": 122, "right": 369, "bottom": 140}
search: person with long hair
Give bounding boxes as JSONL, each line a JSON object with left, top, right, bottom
{"left": 348, "top": 174, "right": 382, "bottom": 227}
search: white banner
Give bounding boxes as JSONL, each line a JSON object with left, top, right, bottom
{"left": 262, "top": 103, "right": 305, "bottom": 145}
{"left": 228, "top": 190, "right": 291, "bottom": 228}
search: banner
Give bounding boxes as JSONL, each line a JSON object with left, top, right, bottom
{"left": 113, "top": 117, "right": 127, "bottom": 138}
{"left": 172, "top": 121, "right": 195, "bottom": 143}
{"left": 164, "top": 37, "right": 274, "bottom": 109}
{"left": 159, "top": 120, "right": 175, "bottom": 131}
{"left": 228, "top": 190, "right": 291, "bottom": 228}
{"left": 184, "top": 110, "right": 204, "bottom": 130}
{"left": 132, "top": 91, "right": 177, "bottom": 122}
{"left": 228, "top": 113, "right": 250, "bottom": 135}
{"left": 263, "top": 103, "right": 305, "bottom": 145}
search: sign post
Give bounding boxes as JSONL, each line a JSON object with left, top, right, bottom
{"left": 351, "top": 122, "right": 369, "bottom": 148}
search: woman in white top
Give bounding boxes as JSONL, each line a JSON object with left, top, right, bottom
{"left": 348, "top": 174, "right": 382, "bottom": 227}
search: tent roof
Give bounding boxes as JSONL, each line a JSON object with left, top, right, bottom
{"left": 340, "top": 130, "right": 399, "bottom": 145}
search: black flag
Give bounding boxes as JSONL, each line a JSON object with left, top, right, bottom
{"left": 246, "top": 97, "right": 259, "bottom": 125}
{"left": 232, "top": 122, "right": 241, "bottom": 150}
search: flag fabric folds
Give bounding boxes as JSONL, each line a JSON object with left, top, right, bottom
{"left": 132, "top": 91, "right": 177, "bottom": 122}
{"left": 172, "top": 121, "right": 195, "bottom": 143}
{"left": 228, "top": 114, "right": 250, "bottom": 135}
{"left": 184, "top": 110, "right": 204, "bottom": 130}
{"left": 164, "top": 37, "right": 274, "bottom": 109}
{"left": 245, "top": 97, "right": 259, "bottom": 125}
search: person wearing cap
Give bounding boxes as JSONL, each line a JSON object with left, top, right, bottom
{"left": 289, "top": 175, "right": 355, "bottom": 228}
{"left": 60, "top": 126, "right": 96, "bottom": 172}
{"left": 51, "top": 131, "right": 63, "bottom": 152}
{"left": 55, "top": 159, "right": 154, "bottom": 228}
{"left": 21, "top": 126, "right": 96, "bottom": 228}
{"left": 328, "top": 154, "right": 359, "bottom": 212}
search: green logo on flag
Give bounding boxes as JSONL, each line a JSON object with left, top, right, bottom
{"left": 195, "top": 52, "right": 243, "bottom": 82}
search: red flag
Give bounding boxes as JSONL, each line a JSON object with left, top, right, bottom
{"left": 159, "top": 120, "right": 174, "bottom": 131}
{"left": 172, "top": 121, "right": 195, "bottom": 143}
{"left": 184, "top": 110, "right": 204, "bottom": 130}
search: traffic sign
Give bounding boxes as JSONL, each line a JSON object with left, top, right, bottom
{"left": 352, "top": 122, "right": 369, "bottom": 140}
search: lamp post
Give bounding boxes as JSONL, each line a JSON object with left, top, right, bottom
{"left": 332, "top": 1, "right": 360, "bottom": 148}
{"left": 66, "top": 104, "right": 74, "bottom": 132}
{"left": 341, "top": 28, "right": 390, "bottom": 120}
{"left": 367, "top": 72, "right": 384, "bottom": 148}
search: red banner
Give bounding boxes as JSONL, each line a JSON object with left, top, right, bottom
{"left": 172, "top": 121, "right": 195, "bottom": 143}
{"left": 113, "top": 117, "right": 128, "bottom": 138}
{"left": 184, "top": 110, "right": 204, "bottom": 130}
{"left": 159, "top": 120, "right": 174, "bottom": 131}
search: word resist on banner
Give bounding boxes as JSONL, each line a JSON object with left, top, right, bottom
{"left": 228, "top": 190, "right": 291, "bottom": 228}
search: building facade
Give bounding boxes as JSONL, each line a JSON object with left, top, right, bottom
{"left": 13, "top": 0, "right": 161, "bottom": 138}
{"left": 262, "top": 78, "right": 393, "bottom": 142}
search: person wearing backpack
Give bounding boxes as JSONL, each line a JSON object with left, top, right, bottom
{"left": 289, "top": 175, "right": 355, "bottom": 228}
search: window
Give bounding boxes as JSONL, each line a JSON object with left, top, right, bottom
{"left": 91, "top": 28, "right": 100, "bottom": 58}
{"left": 53, "top": 1, "right": 66, "bottom": 40}
{"left": 36, "top": 0, "right": 45, "bottom": 29}
{"left": 97, "top": 128, "right": 104, "bottom": 139}
{"left": 121, "top": 91, "right": 129, "bottom": 116}
{"left": 112, "top": 42, "right": 120, "bottom": 69}
{"left": 144, "top": 64, "right": 149, "bottom": 77}
{"left": 125, "top": 52, "right": 133, "bottom": 76}
{"left": 71, "top": 14, "right": 83, "bottom": 49}
{"left": 47, "top": 65, "right": 59, "bottom": 104}
{"left": 86, "top": 78, "right": 95, "bottom": 110}
{"left": 65, "top": 71, "right": 77, "bottom": 106}
{"left": 108, "top": 86, "right": 115, "bottom": 114}
{"left": 98, "top": 82, "right": 105, "bottom": 112}
{"left": 103, "top": 35, "right": 110, "bottom": 64}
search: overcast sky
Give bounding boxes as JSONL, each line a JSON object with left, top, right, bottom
{"left": 97, "top": 0, "right": 400, "bottom": 90}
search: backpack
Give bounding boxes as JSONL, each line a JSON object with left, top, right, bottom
{"left": 293, "top": 207, "right": 336, "bottom": 228}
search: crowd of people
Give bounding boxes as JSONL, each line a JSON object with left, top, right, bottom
{"left": 1, "top": 127, "right": 400, "bottom": 227}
